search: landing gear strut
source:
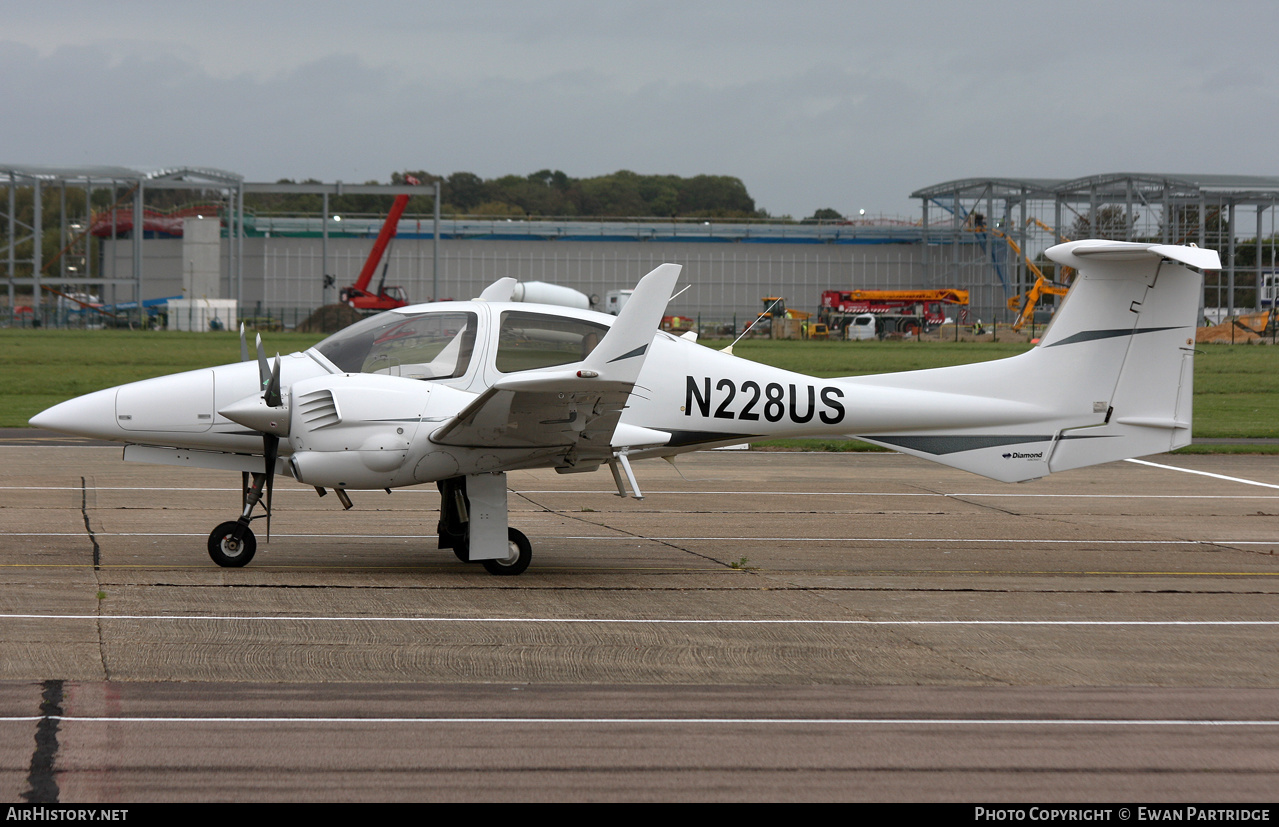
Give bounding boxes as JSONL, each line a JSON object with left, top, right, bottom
{"left": 207, "top": 470, "right": 270, "bottom": 568}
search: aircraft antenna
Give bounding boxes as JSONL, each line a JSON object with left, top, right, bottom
{"left": 722, "top": 297, "right": 783, "bottom": 355}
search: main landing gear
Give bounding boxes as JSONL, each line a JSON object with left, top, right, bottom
{"left": 446, "top": 526, "right": 532, "bottom": 576}
{"left": 436, "top": 474, "right": 533, "bottom": 576}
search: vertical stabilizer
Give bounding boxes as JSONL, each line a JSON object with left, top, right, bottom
{"left": 841, "top": 241, "right": 1216, "bottom": 482}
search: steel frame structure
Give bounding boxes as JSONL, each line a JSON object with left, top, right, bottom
{"left": 914, "top": 173, "right": 1279, "bottom": 315}
{"left": 1, "top": 165, "right": 244, "bottom": 323}
{"left": 0, "top": 166, "right": 439, "bottom": 324}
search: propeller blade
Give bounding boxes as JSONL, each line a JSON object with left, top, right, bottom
{"left": 240, "top": 323, "right": 249, "bottom": 363}
{"left": 263, "top": 433, "right": 279, "bottom": 541}
{"left": 256, "top": 334, "right": 270, "bottom": 391}
{"left": 264, "top": 355, "right": 282, "bottom": 408}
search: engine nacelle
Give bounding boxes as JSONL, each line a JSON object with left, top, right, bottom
{"left": 286, "top": 372, "right": 473, "bottom": 489}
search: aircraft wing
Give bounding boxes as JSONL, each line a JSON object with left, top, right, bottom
{"left": 429, "top": 264, "right": 680, "bottom": 462}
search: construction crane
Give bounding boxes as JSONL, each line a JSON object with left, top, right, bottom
{"left": 339, "top": 194, "right": 412, "bottom": 312}
{"left": 818, "top": 288, "right": 968, "bottom": 338}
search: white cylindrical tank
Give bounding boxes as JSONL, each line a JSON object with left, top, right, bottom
{"left": 511, "top": 281, "right": 591, "bottom": 310}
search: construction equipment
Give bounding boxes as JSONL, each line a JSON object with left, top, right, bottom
{"left": 757, "top": 297, "right": 814, "bottom": 339}
{"left": 818, "top": 289, "right": 968, "bottom": 339}
{"left": 996, "top": 224, "right": 1075, "bottom": 332}
{"left": 967, "top": 218, "right": 1075, "bottom": 332}
{"left": 339, "top": 194, "right": 412, "bottom": 312}
{"left": 1006, "top": 276, "right": 1069, "bottom": 330}
{"left": 660, "top": 315, "right": 695, "bottom": 332}
{"left": 1196, "top": 310, "right": 1276, "bottom": 344}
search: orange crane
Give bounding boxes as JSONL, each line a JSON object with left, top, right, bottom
{"left": 818, "top": 288, "right": 968, "bottom": 338}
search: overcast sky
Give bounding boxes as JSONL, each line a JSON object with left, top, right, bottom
{"left": 3, "top": 0, "right": 1275, "bottom": 218}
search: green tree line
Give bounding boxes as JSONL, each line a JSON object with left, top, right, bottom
{"left": 387, "top": 169, "right": 766, "bottom": 219}
{"left": 244, "top": 169, "right": 767, "bottom": 219}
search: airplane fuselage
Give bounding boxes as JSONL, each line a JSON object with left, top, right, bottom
{"left": 29, "top": 245, "right": 1220, "bottom": 573}
{"left": 36, "top": 302, "right": 870, "bottom": 489}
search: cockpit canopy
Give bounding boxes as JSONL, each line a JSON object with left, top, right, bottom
{"left": 314, "top": 310, "right": 478, "bottom": 380}
{"left": 311, "top": 305, "right": 611, "bottom": 384}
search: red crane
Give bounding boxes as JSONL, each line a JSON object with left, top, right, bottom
{"left": 339, "top": 193, "right": 412, "bottom": 312}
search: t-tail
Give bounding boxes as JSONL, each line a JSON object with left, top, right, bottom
{"left": 838, "top": 241, "right": 1217, "bottom": 482}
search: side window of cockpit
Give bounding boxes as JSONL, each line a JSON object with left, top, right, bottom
{"left": 495, "top": 311, "right": 609, "bottom": 373}
{"left": 313, "top": 311, "right": 477, "bottom": 380}
{"left": 363, "top": 312, "right": 477, "bottom": 379}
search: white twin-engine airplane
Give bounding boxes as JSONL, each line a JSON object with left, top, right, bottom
{"left": 32, "top": 240, "right": 1219, "bottom": 575}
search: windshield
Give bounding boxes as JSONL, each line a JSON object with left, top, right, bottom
{"left": 313, "top": 311, "right": 478, "bottom": 379}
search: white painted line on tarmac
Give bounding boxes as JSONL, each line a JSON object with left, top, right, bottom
{"left": 579, "top": 537, "right": 1279, "bottom": 545}
{"left": 5, "top": 484, "right": 1279, "bottom": 499}
{"left": 0, "top": 714, "right": 1274, "bottom": 726}
{"left": 514, "top": 489, "right": 1279, "bottom": 499}
{"left": 3, "top": 532, "right": 1277, "bottom": 546}
{"left": 4, "top": 613, "right": 1278, "bottom": 626}
{"left": 5, "top": 532, "right": 1279, "bottom": 547}
{"left": 0, "top": 485, "right": 358, "bottom": 493}
{"left": 1125, "top": 458, "right": 1279, "bottom": 490}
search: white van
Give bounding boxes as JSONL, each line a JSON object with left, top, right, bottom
{"left": 845, "top": 313, "right": 877, "bottom": 340}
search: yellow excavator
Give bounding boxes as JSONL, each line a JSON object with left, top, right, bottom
{"left": 989, "top": 219, "right": 1073, "bottom": 332}
{"left": 758, "top": 297, "right": 821, "bottom": 338}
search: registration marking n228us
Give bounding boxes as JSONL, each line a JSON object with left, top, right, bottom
{"left": 685, "top": 376, "right": 845, "bottom": 424}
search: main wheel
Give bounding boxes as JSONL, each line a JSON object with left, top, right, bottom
{"left": 208, "top": 521, "right": 256, "bottom": 567}
{"left": 480, "top": 528, "right": 532, "bottom": 576}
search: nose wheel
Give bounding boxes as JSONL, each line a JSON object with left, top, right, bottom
{"left": 207, "top": 469, "right": 272, "bottom": 568}
{"left": 208, "top": 521, "right": 257, "bottom": 567}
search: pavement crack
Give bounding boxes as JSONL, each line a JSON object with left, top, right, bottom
{"left": 940, "top": 493, "right": 1022, "bottom": 517}
{"left": 21, "top": 679, "right": 63, "bottom": 804}
{"left": 82, "top": 477, "right": 110, "bottom": 680}
{"left": 1198, "top": 540, "right": 1279, "bottom": 559}
{"left": 81, "top": 476, "right": 100, "bottom": 569}
{"left": 513, "top": 491, "right": 748, "bottom": 571}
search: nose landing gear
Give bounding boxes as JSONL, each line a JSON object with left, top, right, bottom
{"left": 208, "top": 521, "right": 256, "bottom": 567}
{"left": 207, "top": 470, "right": 270, "bottom": 568}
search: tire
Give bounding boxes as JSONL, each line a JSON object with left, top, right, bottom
{"left": 208, "top": 521, "right": 256, "bottom": 567}
{"left": 480, "top": 528, "right": 532, "bottom": 576}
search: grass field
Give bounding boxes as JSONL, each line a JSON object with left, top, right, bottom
{"left": 5, "top": 329, "right": 1276, "bottom": 446}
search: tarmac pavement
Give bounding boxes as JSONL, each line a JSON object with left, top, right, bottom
{"left": 2, "top": 442, "right": 1277, "bottom": 801}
